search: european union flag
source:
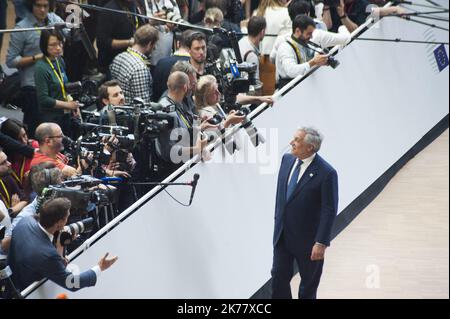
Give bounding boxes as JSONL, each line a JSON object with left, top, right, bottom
{"left": 434, "top": 44, "right": 449, "bottom": 72}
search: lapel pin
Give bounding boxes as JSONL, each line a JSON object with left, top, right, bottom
{"left": 309, "top": 173, "right": 314, "bottom": 177}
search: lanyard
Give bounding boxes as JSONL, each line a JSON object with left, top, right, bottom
{"left": 288, "top": 37, "right": 305, "bottom": 64}
{"left": 177, "top": 109, "right": 191, "bottom": 129}
{"left": 127, "top": 48, "right": 146, "bottom": 62}
{"left": 167, "top": 97, "right": 192, "bottom": 129}
{"left": 135, "top": 16, "right": 139, "bottom": 30}
{"left": 0, "top": 179, "right": 11, "bottom": 208}
{"left": 45, "top": 57, "right": 67, "bottom": 101}
{"left": 11, "top": 158, "right": 25, "bottom": 186}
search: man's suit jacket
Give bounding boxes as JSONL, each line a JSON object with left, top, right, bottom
{"left": 274, "top": 153, "right": 339, "bottom": 254}
{"left": 7, "top": 216, "right": 97, "bottom": 292}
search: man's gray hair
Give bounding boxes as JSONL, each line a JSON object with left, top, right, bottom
{"left": 170, "top": 60, "right": 196, "bottom": 77}
{"left": 300, "top": 127, "right": 323, "bottom": 153}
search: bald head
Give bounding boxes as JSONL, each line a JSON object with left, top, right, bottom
{"left": 35, "top": 123, "right": 61, "bottom": 144}
{"left": 167, "top": 71, "right": 189, "bottom": 93}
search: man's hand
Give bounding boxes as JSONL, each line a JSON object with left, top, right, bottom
{"left": 258, "top": 96, "right": 274, "bottom": 105}
{"left": 11, "top": 194, "right": 20, "bottom": 208}
{"left": 310, "top": 54, "right": 329, "bottom": 67}
{"left": 337, "top": 0, "right": 345, "bottom": 17}
{"left": 113, "top": 170, "right": 131, "bottom": 178}
{"left": 67, "top": 101, "right": 80, "bottom": 111}
{"left": 200, "top": 119, "right": 219, "bottom": 132}
{"left": 224, "top": 110, "right": 246, "bottom": 128}
{"left": 98, "top": 252, "right": 118, "bottom": 271}
{"left": 311, "top": 243, "right": 327, "bottom": 261}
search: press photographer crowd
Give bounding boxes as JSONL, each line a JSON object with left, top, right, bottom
{"left": 0, "top": 0, "right": 407, "bottom": 298}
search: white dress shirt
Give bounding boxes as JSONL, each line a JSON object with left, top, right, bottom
{"left": 287, "top": 153, "right": 316, "bottom": 185}
{"left": 272, "top": 26, "right": 351, "bottom": 81}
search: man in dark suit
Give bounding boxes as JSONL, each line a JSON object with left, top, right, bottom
{"left": 272, "top": 127, "right": 338, "bottom": 299}
{"left": 7, "top": 197, "right": 118, "bottom": 292}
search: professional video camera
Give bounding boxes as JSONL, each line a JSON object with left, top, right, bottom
{"left": 37, "top": 175, "right": 118, "bottom": 216}
{"left": 62, "top": 135, "right": 110, "bottom": 176}
{"left": 54, "top": 217, "right": 95, "bottom": 247}
{"left": 0, "top": 255, "right": 23, "bottom": 299}
{"left": 65, "top": 80, "right": 98, "bottom": 109}
{"left": 205, "top": 48, "right": 258, "bottom": 113}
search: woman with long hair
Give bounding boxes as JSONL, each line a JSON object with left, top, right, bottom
{"left": 0, "top": 118, "right": 39, "bottom": 191}
{"left": 255, "top": 0, "right": 291, "bottom": 55}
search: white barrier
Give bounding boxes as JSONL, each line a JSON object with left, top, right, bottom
{"left": 25, "top": 1, "right": 448, "bottom": 298}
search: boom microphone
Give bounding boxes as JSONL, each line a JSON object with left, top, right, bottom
{"left": 188, "top": 174, "right": 200, "bottom": 205}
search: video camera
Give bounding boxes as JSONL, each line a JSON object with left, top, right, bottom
{"left": 65, "top": 80, "right": 98, "bottom": 109}
{"left": 205, "top": 48, "right": 258, "bottom": 113}
{"left": 37, "top": 175, "right": 118, "bottom": 216}
{"left": 0, "top": 255, "right": 23, "bottom": 299}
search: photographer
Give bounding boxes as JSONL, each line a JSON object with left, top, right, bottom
{"left": 7, "top": 197, "right": 118, "bottom": 292}
{"left": 156, "top": 72, "right": 209, "bottom": 176}
{"left": 194, "top": 75, "right": 246, "bottom": 128}
{"left": 31, "top": 123, "right": 79, "bottom": 177}
{"left": 238, "top": 16, "right": 267, "bottom": 84}
{"left": 110, "top": 24, "right": 160, "bottom": 105}
{"left": 0, "top": 118, "right": 39, "bottom": 189}
{"left": 187, "top": 31, "right": 208, "bottom": 77}
{"left": 34, "top": 29, "right": 82, "bottom": 136}
{"left": 97, "top": 80, "right": 127, "bottom": 126}
{"left": 275, "top": 15, "right": 332, "bottom": 89}
{"left": 0, "top": 148, "right": 29, "bottom": 219}
{"left": 1, "top": 162, "right": 63, "bottom": 254}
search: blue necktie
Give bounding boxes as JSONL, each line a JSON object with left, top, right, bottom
{"left": 286, "top": 160, "right": 303, "bottom": 200}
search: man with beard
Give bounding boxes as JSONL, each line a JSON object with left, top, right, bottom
{"left": 30, "top": 123, "right": 78, "bottom": 177}
{"left": 0, "top": 148, "right": 29, "bottom": 218}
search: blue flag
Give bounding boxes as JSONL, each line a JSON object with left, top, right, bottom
{"left": 434, "top": 44, "right": 449, "bottom": 72}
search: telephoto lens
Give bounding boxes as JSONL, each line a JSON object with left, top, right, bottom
{"left": 56, "top": 217, "right": 95, "bottom": 246}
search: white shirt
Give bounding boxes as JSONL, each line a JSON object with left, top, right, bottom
{"left": 272, "top": 26, "right": 351, "bottom": 81}
{"left": 256, "top": 6, "right": 292, "bottom": 55}
{"left": 287, "top": 153, "right": 316, "bottom": 185}
{"left": 239, "top": 36, "right": 261, "bottom": 81}
{"left": 0, "top": 199, "right": 11, "bottom": 229}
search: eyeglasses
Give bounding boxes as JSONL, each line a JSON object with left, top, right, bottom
{"left": 48, "top": 42, "right": 63, "bottom": 48}
{"left": 48, "top": 134, "right": 64, "bottom": 139}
